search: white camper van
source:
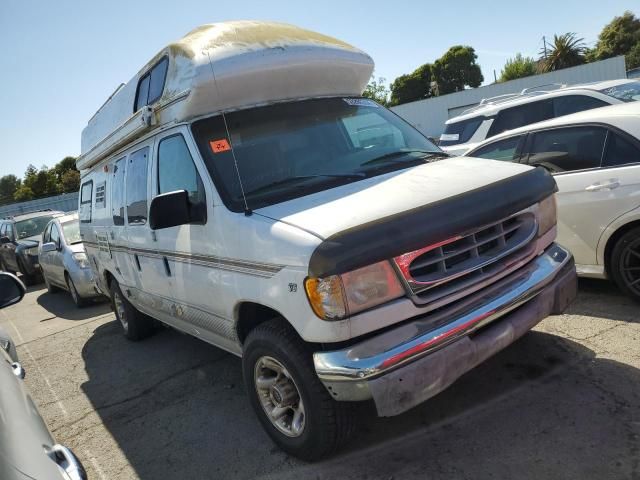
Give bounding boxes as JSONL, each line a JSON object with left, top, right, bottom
{"left": 77, "top": 21, "right": 577, "bottom": 460}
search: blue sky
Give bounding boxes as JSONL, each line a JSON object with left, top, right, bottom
{"left": 1, "top": 0, "right": 637, "bottom": 177}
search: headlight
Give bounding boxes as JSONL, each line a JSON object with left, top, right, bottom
{"left": 25, "top": 246, "right": 39, "bottom": 256}
{"left": 72, "top": 252, "right": 90, "bottom": 269}
{"left": 305, "top": 261, "right": 405, "bottom": 320}
{"left": 537, "top": 194, "right": 557, "bottom": 237}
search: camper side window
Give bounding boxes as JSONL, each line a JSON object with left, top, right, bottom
{"left": 157, "top": 134, "right": 207, "bottom": 223}
{"left": 134, "top": 57, "right": 169, "bottom": 112}
{"left": 112, "top": 157, "right": 126, "bottom": 226}
{"left": 126, "top": 147, "right": 149, "bottom": 225}
{"left": 80, "top": 180, "right": 93, "bottom": 223}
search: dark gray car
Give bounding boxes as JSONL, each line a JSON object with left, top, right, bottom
{"left": 0, "top": 272, "right": 87, "bottom": 479}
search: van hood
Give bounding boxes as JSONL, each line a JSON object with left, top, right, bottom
{"left": 256, "top": 157, "right": 557, "bottom": 277}
{"left": 256, "top": 157, "right": 535, "bottom": 240}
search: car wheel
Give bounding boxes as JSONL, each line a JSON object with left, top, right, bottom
{"left": 17, "top": 260, "right": 38, "bottom": 286}
{"left": 66, "top": 275, "right": 85, "bottom": 307}
{"left": 610, "top": 226, "right": 640, "bottom": 303}
{"left": 0, "top": 258, "right": 16, "bottom": 275}
{"left": 44, "top": 273, "right": 60, "bottom": 294}
{"left": 109, "top": 280, "right": 155, "bottom": 341}
{"left": 242, "top": 318, "right": 355, "bottom": 461}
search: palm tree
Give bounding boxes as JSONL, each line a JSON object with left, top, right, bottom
{"left": 539, "top": 33, "right": 587, "bottom": 72}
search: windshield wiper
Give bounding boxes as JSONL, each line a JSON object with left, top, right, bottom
{"left": 243, "top": 173, "right": 366, "bottom": 197}
{"left": 360, "top": 150, "right": 448, "bottom": 167}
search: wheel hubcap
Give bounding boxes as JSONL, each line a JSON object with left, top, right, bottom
{"left": 621, "top": 238, "right": 640, "bottom": 296}
{"left": 113, "top": 291, "right": 128, "bottom": 330}
{"left": 254, "top": 356, "right": 305, "bottom": 437}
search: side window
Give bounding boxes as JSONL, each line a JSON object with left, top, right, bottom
{"left": 79, "top": 180, "right": 93, "bottom": 223}
{"left": 157, "top": 135, "right": 207, "bottom": 222}
{"left": 553, "top": 95, "right": 609, "bottom": 117}
{"left": 5, "top": 224, "right": 13, "bottom": 240}
{"left": 470, "top": 135, "right": 524, "bottom": 162}
{"left": 527, "top": 126, "right": 607, "bottom": 173}
{"left": 488, "top": 100, "right": 554, "bottom": 138}
{"left": 42, "top": 224, "right": 51, "bottom": 243}
{"left": 134, "top": 57, "right": 169, "bottom": 112}
{"left": 112, "top": 157, "right": 126, "bottom": 225}
{"left": 603, "top": 132, "right": 640, "bottom": 167}
{"left": 0, "top": 224, "right": 5, "bottom": 238}
{"left": 95, "top": 182, "right": 106, "bottom": 208}
{"left": 50, "top": 224, "right": 60, "bottom": 246}
{"left": 126, "top": 147, "right": 149, "bottom": 225}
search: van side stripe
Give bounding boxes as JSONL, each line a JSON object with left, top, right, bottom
{"left": 83, "top": 241, "right": 284, "bottom": 278}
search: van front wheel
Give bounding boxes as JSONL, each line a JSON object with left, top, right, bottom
{"left": 242, "top": 318, "right": 355, "bottom": 461}
{"left": 109, "top": 281, "right": 155, "bottom": 341}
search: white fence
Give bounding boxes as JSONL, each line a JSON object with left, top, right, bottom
{"left": 0, "top": 192, "right": 79, "bottom": 217}
{"left": 391, "top": 56, "right": 628, "bottom": 138}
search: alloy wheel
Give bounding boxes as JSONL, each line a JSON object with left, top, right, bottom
{"left": 254, "top": 355, "right": 305, "bottom": 437}
{"left": 113, "top": 290, "right": 128, "bottom": 331}
{"left": 620, "top": 237, "right": 640, "bottom": 297}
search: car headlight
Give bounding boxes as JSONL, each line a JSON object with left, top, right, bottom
{"left": 25, "top": 246, "right": 39, "bottom": 256}
{"left": 72, "top": 252, "right": 90, "bottom": 269}
{"left": 304, "top": 261, "right": 405, "bottom": 320}
{"left": 537, "top": 194, "right": 557, "bottom": 237}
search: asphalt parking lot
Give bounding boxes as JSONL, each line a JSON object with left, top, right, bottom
{"left": 1, "top": 279, "right": 638, "bottom": 480}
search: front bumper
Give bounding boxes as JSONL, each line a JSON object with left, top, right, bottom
{"left": 19, "top": 252, "right": 40, "bottom": 275}
{"left": 70, "top": 268, "right": 102, "bottom": 298}
{"left": 313, "top": 243, "right": 576, "bottom": 417}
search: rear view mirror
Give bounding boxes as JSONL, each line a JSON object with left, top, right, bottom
{"left": 41, "top": 242, "right": 57, "bottom": 253}
{"left": 0, "top": 272, "right": 26, "bottom": 309}
{"left": 149, "top": 190, "right": 191, "bottom": 230}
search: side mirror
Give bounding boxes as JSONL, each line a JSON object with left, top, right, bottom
{"left": 0, "top": 272, "right": 26, "bottom": 308}
{"left": 41, "top": 242, "right": 57, "bottom": 253}
{"left": 149, "top": 190, "right": 190, "bottom": 230}
{"left": 0, "top": 236, "right": 10, "bottom": 244}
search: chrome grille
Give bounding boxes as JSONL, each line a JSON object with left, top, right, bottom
{"left": 394, "top": 212, "right": 537, "bottom": 306}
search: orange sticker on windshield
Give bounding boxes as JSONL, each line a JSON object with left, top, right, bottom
{"left": 210, "top": 139, "right": 231, "bottom": 153}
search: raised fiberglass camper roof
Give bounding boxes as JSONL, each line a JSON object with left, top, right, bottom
{"left": 77, "top": 21, "right": 374, "bottom": 171}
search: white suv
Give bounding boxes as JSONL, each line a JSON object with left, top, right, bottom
{"left": 465, "top": 102, "right": 640, "bottom": 301}
{"left": 440, "top": 79, "right": 640, "bottom": 156}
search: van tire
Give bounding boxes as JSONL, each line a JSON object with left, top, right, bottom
{"left": 610, "top": 227, "right": 640, "bottom": 302}
{"left": 242, "top": 318, "right": 355, "bottom": 461}
{"left": 109, "top": 280, "right": 155, "bottom": 340}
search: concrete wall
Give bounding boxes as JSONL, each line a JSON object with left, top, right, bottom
{"left": 0, "top": 192, "right": 78, "bottom": 217}
{"left": 391, "top": 56, "right": 627, "bottom": 138}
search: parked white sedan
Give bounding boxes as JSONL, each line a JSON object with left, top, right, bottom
{"left": 465, "top": 102, "right": 640, "bottom": 301}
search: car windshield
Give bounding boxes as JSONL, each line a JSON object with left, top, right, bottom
{"left": 191, "top": 97, "right": 441, "bottom": 211}
{"left": 599, "top": 81, "right": 640, "bottom": 102}
{"left": 61, "top": 220, "right": 82, "bottom": 244}
{"left": 15, "top": 215, "right": 56, "bottom": 239}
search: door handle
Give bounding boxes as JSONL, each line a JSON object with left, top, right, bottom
{"left": 585, "top": 179, "right": 620, "bottom": 192}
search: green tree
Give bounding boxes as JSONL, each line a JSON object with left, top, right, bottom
{"left": 389, "top": 63, "right": 433, "bottom": 106}
{"left": 0, "top": 175, "right": 20, "bottom": 206}
{"left": 13, "top": 185, "right": 34, "bottom": 202}
{"left": 591, "top": 11, "right": 640, "bottom": 62}
{"left": 61, "top": 169, "right": 80, "bottom": 193}
{"left": 362, "top": 76, "right": 390, "bottom": 106}
{"left": 432, "top": 46, "right": 483, "bottom": 95}
{"left": 499, "top": 53, "right": 538, "bottom": 82}
{"left": 627, "top": 42, "right": 640, "bottom": 69}
{"left": 539, "top": 33, "right": 587, "bottom": 72}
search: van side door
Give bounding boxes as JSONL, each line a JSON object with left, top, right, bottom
{"left": 150, "top": 127, "right": 234, "bottom": 348}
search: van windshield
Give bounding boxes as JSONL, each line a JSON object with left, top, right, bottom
{"left": 191, "top": 97, "right": 442, "bottom": 212}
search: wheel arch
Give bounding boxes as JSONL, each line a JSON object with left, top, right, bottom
{"left": 235, "top": 301, "right": 289, "bottom": 345}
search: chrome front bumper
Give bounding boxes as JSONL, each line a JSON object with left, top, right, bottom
{"left": 313, "top": 243, "right": 576, "bottom": 416}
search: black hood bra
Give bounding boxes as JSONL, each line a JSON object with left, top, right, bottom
{"left": 308, "top": 167, "right": 557, "bottom": 277}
